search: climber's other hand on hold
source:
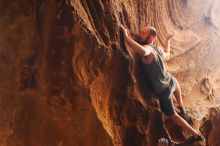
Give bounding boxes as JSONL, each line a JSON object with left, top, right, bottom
{"left": 166, "top": 30, "right": 175, "bottom": 41}
{"left": 157, "top": 138, "right": 169, "bottom": 146}
{"left": 119, "top": 24, "right": 129, "bottom": 38}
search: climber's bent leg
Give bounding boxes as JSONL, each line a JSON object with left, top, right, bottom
{"left": 173, "top": 78, "right": 184, "bottom": 109}
{"left": 158, "top": 95, "right": 175, "bottom": 116}
{"left": 156, "top": 77, "right": 203, "bottom": 142}
{"left": 156, "top": 81, "right": 176, "bottom": 116}
{"left": 168, "top": 113, "right": 198, "bottom": 137}
{"left": 172, "top": 77, "right": 192, "bottom": 122}
{"left": 158, "top": 97, "right": 199, "bottom": 138}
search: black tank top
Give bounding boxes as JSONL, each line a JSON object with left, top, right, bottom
{"left": 141, "top": 44, "right": 172, "bottom": 94}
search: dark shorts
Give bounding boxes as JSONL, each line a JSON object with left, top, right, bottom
{"left": 156, "top": 76, "right": 177, "bottom": 116}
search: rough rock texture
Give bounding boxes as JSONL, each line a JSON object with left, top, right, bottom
{"left": 0, "top": 0, "right": 220, "bottom": 146}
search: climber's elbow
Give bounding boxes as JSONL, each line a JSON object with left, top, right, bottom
{"left": 164, "top": 53, "right": 170, "bottom": 61}
{"left": 140, "top": 46, "right": 153, "bottom": 56}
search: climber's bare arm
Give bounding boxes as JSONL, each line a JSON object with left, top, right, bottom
{"left": 162, "top": 31, "right": 175, "bottom": 61}
{"left": 120, "top": 25, "right": 152, "bottom": 56}
{"left": 163, "top": 39, "right": 171, "bottom": 61}
{"left": 124, "top": 36, "right": 152, "bottom": 56}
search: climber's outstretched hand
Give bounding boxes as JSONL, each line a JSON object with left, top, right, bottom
{"left": 157, "top": 138, "right": 169, "bottom": 146}
{"left": 166, "top": 30, "right": 175, "bottom": 41}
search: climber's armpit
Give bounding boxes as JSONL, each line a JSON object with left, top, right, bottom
{"left": 163, "top": 52, "right": 170, "bottom": 61}
{"left": 142, "top": 45, "right": 153, "bottom": 56}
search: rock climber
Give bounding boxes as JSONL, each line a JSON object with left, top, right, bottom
{"left": 119, "top": 24, "right": 205, "bottom": 144}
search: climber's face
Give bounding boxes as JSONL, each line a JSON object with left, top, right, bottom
{"left": 138, "top": 26, "right": 156, "bottom": 45}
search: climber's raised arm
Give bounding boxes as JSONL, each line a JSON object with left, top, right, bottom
{"left": 162, "top": 31, "right": 175, "bottom": 61}
{"left": 120, "top": 25, "right": 152, "bottom": 56}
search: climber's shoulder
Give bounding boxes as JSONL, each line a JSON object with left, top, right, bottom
{"left": 141, "top": 45, "right": 155, "bottom": 64}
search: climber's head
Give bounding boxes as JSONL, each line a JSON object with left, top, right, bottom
{"left": 138, "top": 26, "right": 157, "bottom": 45}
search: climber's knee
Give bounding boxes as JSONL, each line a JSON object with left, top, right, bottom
{"left": 156, "top": 83, "right": 176, "bottom": 116}
{"left": 158, "top": 96, "right": 175, "bottom": 116}
{"left": 166, "top": 112, "right": 178, "bottom": 119}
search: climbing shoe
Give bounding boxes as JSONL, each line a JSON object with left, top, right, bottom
{"left": 178, "top": 108, "right": 192, "bottom": 124}
{"left": 187, "top": 133, "right": 205, "bottom": 144}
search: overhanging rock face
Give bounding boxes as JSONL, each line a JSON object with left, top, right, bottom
{"left": 0, "top": 0, "right": 220, "bottom": 146}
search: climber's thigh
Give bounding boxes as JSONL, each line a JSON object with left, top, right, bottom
{"left": 157, "top": 87, "right": 175, "bottom": 116}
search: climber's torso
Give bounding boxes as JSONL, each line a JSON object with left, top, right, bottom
{"left": 141, "top": 44, "right": 173, "bottom": 94}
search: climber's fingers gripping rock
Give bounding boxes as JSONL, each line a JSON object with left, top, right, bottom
{"left": 119, "top": 24, "right": 129, "bottom": 37}
{"left": 157, "top": 138, "right": 169, "bottom": 146}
